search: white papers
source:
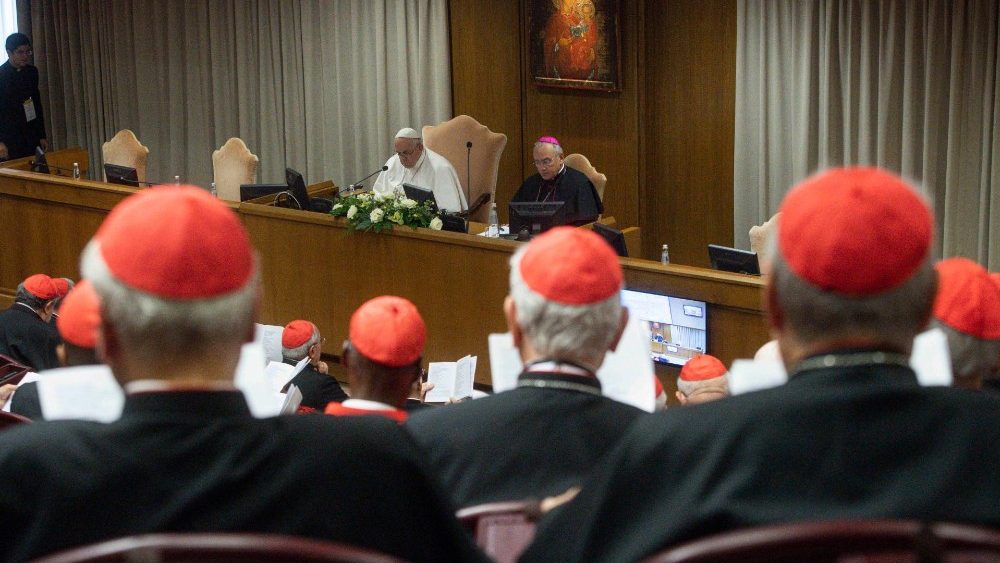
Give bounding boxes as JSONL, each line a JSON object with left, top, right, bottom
{"left": 910, "top": 328, "right": 953, "bottom": 386}
{"left": 36, "top": 365, "right": 125, "bottom": 422}
{"left": 595, "top": 315, "right": 656, "bottom": 413}
{"left": 233, "top": 340, "right": 285, "bottom": 418}
{"left": 255, "top": 323, "right": 285, "bottom": 364}
{"left": 488, "top": 333, "right": 523, "bottom": 393}
{"left": 426, "top": 355, "right": 477, "bottom": 402}
{"left": 263, "top": 356, "right": 310, "bottom": 393}
{"left": 279, "top": 384, "right": 303, "bottom": 414}
{"left": 487, "top": 315, "right": 657, "bottom": 413}
{"left": 728, "top": 359, "right": 788, "bottom": 395}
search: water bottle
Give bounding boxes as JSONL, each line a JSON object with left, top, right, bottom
{"left": 660, "top": 244, "right": 670, "bottom": 264}
{"left": 209, "top": 182, "right": 217, "bottom": 197}
{"left": 71, "top": 162, "right": 80, "bottom": 179}
{"left": 487, "top": 202, "right": 499, "bottom": 238}
{"left": 174, "top": 175, "right": 181, "bottom": 185}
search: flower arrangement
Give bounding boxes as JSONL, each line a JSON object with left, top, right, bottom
{"left": 331, "top": 191, "right": 443, "bottom": 233}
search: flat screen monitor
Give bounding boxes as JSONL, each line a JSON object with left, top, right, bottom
{"left": 240, "top": 183, "right": 287, "bottom": 202}
{"left": 708, "top": 244, "right": 761, "bottom": 275}
{"left": 32, "top": 146, "right": 49, "bottom": 174}
{"left": 403, "top": 183, "right": 438, "bottom": 211}
{"left": 104, "top": 164, "right": 139, "bottom": 187}
{"left": 283, "top": 167, "right": 312, "bottom": 210}
{"left": 508, "top": 201, "right": 567, "bottom": 236}
{"left": 620, "top": 288, "right": 708, "bottom": 368}
{"left": 592, "top": 222, "right": 628, "bottom": 257}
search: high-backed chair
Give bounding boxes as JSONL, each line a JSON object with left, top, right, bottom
{"left": 0, "top": 411, "right": 32, "bottom": 430}
{"left": 32, "top": 533, "right": 401, "bottom": 563}
{"left": 422, "top": 115, "right": 507, "bottom": 223}
{"left": 212, "top": 137, "right": 259, "bottom": 201}
{"left": 101, "top": 129, "right": 149, "bottom": 184}
{"left": 0, "top": 353, "right": 31, "bottom": 386}
{"left": 647, "top": 520, "right": 1000, "bottom": 563}
{"left": 564, "top": 153, "right": 607, "bottom": 202}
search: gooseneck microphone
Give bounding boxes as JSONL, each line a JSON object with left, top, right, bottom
{"left": 346, "top": 165, "right": 389, "bottom": 193}
{"left": 466, "top": 141, "right": 473, "bottom": 211}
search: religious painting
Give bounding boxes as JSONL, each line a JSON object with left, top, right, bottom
{"left": 527, "top": 0, "right": 621, "bottom": 92}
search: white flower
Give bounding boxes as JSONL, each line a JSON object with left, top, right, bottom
{"left": 357, "top": 193, "right": 372, "bottom": 202}
{"left": 429, "top": 216, "right": 443, "bottom": 230}
{"left": 346, "top": 205, "right": 358, "bottom": 219}
{"left": 332, "top": 203, "right": 343, "bottom": 212}
{"left": 370, "top": 208, "right": 385, "bottom": 223}
{"left": 388, "top": 211, "right": 404, "bottom": 224}
{"left": 401, "top": 198, "right": 418, "bottom": 209}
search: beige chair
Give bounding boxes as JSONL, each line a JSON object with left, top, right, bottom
{"left": 212, "top": 138, "right": 259, "bottom": 202}
{"left": 564, "top": 153, "right": 607, "bottom": 202}
{"left": 422, "top": 115, "right": 507, "bottom": 223}
{"left": 102, "top": 129, "right": 149, "bottom": 184}
{"left": 749, "top": 212, "right": 781, "bottom": 267}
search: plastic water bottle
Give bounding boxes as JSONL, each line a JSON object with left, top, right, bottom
{"left": 487, "top": 202, "right": 499, "bottom": 238}
{"left": 71, "top": 162, "right": 80, "bottom": 179}
{"left": 209, "top": 182, "right": 217, "bottom": 197}
{"left": 661, "top": 244, "right": 671, "bottom": 264}
{"left": 174, "top": 175, "right": 181, "bottom": 185}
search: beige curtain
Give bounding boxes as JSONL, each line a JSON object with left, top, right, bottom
{"left": 735, "top": 0, "right": 1000, "bottom": 270}
{"left": 31, "top": 0, "right": 452, "bottom": 189}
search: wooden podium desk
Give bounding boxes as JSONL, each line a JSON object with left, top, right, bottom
{"left": 0, "top": 168, "right": 770, "bottom": 385}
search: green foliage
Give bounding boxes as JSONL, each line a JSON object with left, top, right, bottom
{"left": 330, "top": 192, "right": 443, "bottom": 233}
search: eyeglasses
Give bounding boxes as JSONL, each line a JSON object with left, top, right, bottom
{"left": 533, "top": 157, "right": 555, "bottom": 167}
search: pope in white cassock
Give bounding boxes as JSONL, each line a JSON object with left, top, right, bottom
{"left": 372, "top": 128, "right": 468, "bottom": 213}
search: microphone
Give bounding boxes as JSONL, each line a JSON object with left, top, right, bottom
{"left": 465, "top": 141, "right": 473, "bottom": 211}
{"left": 345, "top": 165, "right": 388, "bottom": 193}
{"left": 30, "top": 160, "right": 77, "bottom": 176}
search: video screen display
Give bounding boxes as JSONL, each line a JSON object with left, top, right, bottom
{"left": 620, "top": 289, "right": 708, "bottom": 367}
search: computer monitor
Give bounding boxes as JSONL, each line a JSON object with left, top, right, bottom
{"left": 283, "top": 168, "right": 312, "bottom": 210}
{"left": 620, "top": 288, "right": 708, "bottom": 368}
{"left": 104, "top": 164, "right": 140, "bottom": 187}
{"left": 240, "top": 183, "right": 287, "bottom": 202}
{"left": 592, "top": 222, "right": 628, "bottom": 257}
{"left": 403, "top": 183, "right": 438, "bottom": 211}
{"left": 708, "top": 244, "right": 761, "bottom": 275}
{"left": 508, "top": 201, "right": 567, "bottom": 236}
{"left": 32, "top": 146, "right": 49, "bottom": 174}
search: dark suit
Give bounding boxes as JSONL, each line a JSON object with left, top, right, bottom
{"left": 511, "top": 166, "right": 603, "bottom": 225}
{"left": 0, "top": 390, "right": 486, "bottom": 563}
{"left": 0, "top": 304, "right": 59, "bottom": 371}
{"left": 0, "top": 61, "right": 46, "bottom": 159}
{"left": 8, "top": 380, "right": 41, "bottom": 419}
{"left": 522, "top": 362, "right": 1000, "bottom": 563}
{"left": 282, "top": 362, "right": 348, "bottom": 410}
{"left": 406, "top": 371, "right": 646, "bottom": 508}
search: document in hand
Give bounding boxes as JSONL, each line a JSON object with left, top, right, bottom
{"left": 425, "top": 355, "right": 477, "bottom": 402}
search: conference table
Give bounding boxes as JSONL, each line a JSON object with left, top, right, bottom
{"left": 0, "top": 155, "right": 770, "bottom": 387}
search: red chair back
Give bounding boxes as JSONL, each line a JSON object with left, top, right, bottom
{"left": 0, "top": 410, "right": 31, "bottom": 430}
{"left": 646, "top": 520, "right": 1000, "bottom": 563}
{"left": 457, "top": 500, "right": 541, "bottom": 563}
{"left": 0, "top": 353, "right": 31, "bottom": 386}
{"left": 30, "top": 533, "right": 402, "bottom": 563}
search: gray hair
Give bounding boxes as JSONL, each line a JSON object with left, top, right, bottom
{"left": 14, "top": 283, "right": 50, "bottom": 311}
{"left": 930, "top": 320, "right": 1000, "bottom": 383}
{"left": 533, "top": 141, "right": 564, "bottom": 157}
{"left": 770, "top": 241, "right": 937, "bottom": 350}
{"left": 677, "top": 375, "right": 729, "bottom": 398}
{"left": 508, "top": 245, "right": 621, "bottom": 366}
{"left": 282, "top": 323, "right": 319, "bottom": 361}
{"left": 81, "top": 240, "right": 259, "bottom": 362}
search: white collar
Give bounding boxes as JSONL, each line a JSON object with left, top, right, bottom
{"left": 342, "top": 398, "right": 397, "bottom": 411}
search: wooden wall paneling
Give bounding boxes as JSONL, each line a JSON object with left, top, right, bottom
{"left": 520, "top": 0, "right": 641, "bottom": 230}
{"left": 448, "top": 0, "right": 524, "bottom": 221}
{"left": 641, "top": 0, "right": 737, "bottom": 267}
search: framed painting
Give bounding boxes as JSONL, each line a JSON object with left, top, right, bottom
{"left": 527, "top": 0, "right": 621, "bottom": 92}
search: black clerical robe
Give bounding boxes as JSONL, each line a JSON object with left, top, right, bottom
{"left": 0, "top": 304, "right": 59, "bottom": 372}
{"left": 0, "top": 390, "right": 486, "bottom": 563}
{"left": 521, "top": 362, "right": 1000, "bottom": 563}
{"left": 406, "top": 371, "right": 646, "bottom": 509}
{"left": 0, "top": 61, "right": 46, "bottom": 159}
{"left": 8, "top": 380, "right": 41, "bottom": 420}
{"left": 511, "top": 166, "right": 603, "bottom": 225}
{"left": 281, "top": 361, "right": 349, "bottom": 410}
